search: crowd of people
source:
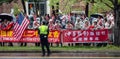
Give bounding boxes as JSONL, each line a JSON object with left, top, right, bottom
{"left": 30, "top": 12, "right": 114, "bottom": 31}
{"left": 0, "top": 11, "right": 115, "bottom": 46}
{"left": 27, "top": 12, "right": 114, "bottom": 47}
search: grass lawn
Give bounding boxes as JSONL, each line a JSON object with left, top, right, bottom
{"left": 0, "top": 45, "right": 120, "bottom": 51}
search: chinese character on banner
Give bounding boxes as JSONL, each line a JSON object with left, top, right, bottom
{"left": 7, "top": 31, "right": 13, "bottom": 37}
{"left": 48, "top": 30, "right": 60, "bottom": 43}
{"left": 53, "top": 31, "right": 59, "bottom": 38}
{"left": 48, "top": 32, "right": 53, "bottom": 37}
{"left": 90, "top": 31, "right": 94, "bottom": 36}
{"left": 62, "top": 29, "right": 108, "bottom": 43}
{"left": 1, "top": 30, "right": 6, "bottom": 36}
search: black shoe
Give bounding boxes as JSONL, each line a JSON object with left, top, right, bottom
{"left": 47, "top": 53, "right": 51, "bottom": 56}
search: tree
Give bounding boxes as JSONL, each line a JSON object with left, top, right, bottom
{"left": 85, "top": 0, "right": 112, "bottom": 16}
{"left": 110, "top": 0, "right": 120, "bottom": 46}
{"left": 0, "top": 0, "right": 26, "bottom": 14}
{"left": 85, "top": 2, "right": 89, "bottom": 17}
{"left": 97, "top": 0, "right": 120, "bottom": 46}
{"left": 86, "top": 0, "right": 120, "bottom": 46}
{"left": 21, "top": 0, "right": 26, "bottom": 14}
{"left": 49, "top": 0, "right": 59, "bottom": 14}
{"left": 13, "top": 3, "right": 21, "bottom": 15}
{"left": 0, "top": 0, "right": 13, "bottom": 5}
{"left": 49, "top": 0, "right": 77, "bottom": 14}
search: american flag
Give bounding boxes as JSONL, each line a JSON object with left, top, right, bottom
{"left": 13, "top": 13, "right": 29, "bottom": 40}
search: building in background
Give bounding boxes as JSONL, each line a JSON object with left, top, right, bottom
{"left": 55, "top": 0, "right": 86, "bottom": 14}
{"left": 0, "top": 0, "right": 23, "bottom": 13}
{"left": 26, "top": 0, "right": 50, "bottom": 16}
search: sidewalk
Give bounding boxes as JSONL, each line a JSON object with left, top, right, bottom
{"left": 0, "top": 50, "right": 120, "bottom": 57}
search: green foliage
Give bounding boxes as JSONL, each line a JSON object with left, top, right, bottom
{"left": 85, "top": 0, "right": 113, "bottom": 16}
{"left": 49, "top": 0, "right": 77, "bottom": 14}
{"left": 13, "top": 3, "right": 21, "bottom": 16}
{"left": 49, "top": 0, "right": 59, "bottom": 14}
{"left": 89, "top": 1, "right": 112, "bottom": 14}
{"left": 65, "top": 0, "right": 77, "bottom": 14}
{"left": 49, "top": 0, "right": 59, "bottom": 6}
{"left": 61, "top": 0, "right": 77, "bottom": 14}
{"left": 106, "top": 45, "right": 118, "bottom": 49}
{"left": 119, "top": 0, "right": 120, "bottom": 4}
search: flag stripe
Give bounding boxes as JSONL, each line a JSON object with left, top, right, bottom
{"left": 15, "top": 17, "right": 27, "bottom": 36}
{"left": 13, "top": 23, "right": 19, "bottom": 37}
{"left": 13, "top": 13, "right": 29, "bottom": 40}
{"left": 16, "top": 18, "right": 29, "bottom": 39}
{"left": 15, "top": 17, "right": 26, "bottom": 35}
{"left": 15, "top": 18, "right": 29, "bottom": 40}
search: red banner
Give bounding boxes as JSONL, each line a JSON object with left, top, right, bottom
{"left": 0, "top": 29, "right": 108, "bottom": 43}
{"left": 0, "top": 30, "right": 61, "bottom": 43}
{"left": 21, "top": 30, "right": 40, "bottom": 42}
{"left": 62, "top": 29, "right": 108, "bottom": 43}
{"left": 48, "top": 30, "right": 61, "bottom": 43}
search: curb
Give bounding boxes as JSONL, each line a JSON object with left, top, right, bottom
{"left": 0, "top": 50, "right": 120, "bottom": 53}
{"left": 0, "top": 51, "right": 120, "bottom": 57}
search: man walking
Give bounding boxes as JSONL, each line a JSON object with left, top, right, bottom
{"left": 38, "top": 21, "right": 51, "bottom": 56}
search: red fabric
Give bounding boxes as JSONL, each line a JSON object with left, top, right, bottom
{"left": 2, "top": 22, "right": 14, "bottom": 30}
{"left": 0, "top": 29, "right": 109, "bottom": 43}
{"left": 0, "top": 30, "right": 61, "bottom": 43}
{"left": 62, "top": 29, "right": 108, "bottom": 43}
{"left": 54, "top": 24, "right": 61, "bottom": 30}
{"left": 49, "top": 24, "right": 55, "bottom": 31}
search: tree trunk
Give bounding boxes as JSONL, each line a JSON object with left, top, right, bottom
{"left": 114, "top": 11, "right": 120, "bottom": 46}
{"left": 114, "top": 2, "right": 120, "bottom": 46}
{"left": 85, "top": 2, "right": 89, "bottom": 17}
{"left": 21, "top": 0, "right": 26, "bottom": 14}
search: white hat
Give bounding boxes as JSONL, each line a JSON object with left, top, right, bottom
{"left": 76, "top": 17, "right": 80, "bottom": 20}
{"left": 92, "top": 18, "right": 97, "bottom": 22}
{"left": 49, "top": 19, "right": 52, "bottom": 22}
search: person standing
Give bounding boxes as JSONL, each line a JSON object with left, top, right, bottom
{"left": 65, "top": 21, "right": 73, "bottom": 30}
{"left": 38, "top": 21, "right": 51, "bottom": 56}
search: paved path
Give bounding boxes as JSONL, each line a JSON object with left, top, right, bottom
{"left": 0, "top": 51, "right": 120, "bottom": 59}
{"left": 0, "top": 57, "right": 120, "bottom": 59}
{"left": 0, "top": 52, "right": 120, "bottom": 57}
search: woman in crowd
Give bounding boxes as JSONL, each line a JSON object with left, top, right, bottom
{"left": 65, "top": 21, "right": 74, "bottom": 46}
{"left": 54, "top": 20, "right": 62, "bottom": 30}
{"left": 33, "top": 20, "right": 40, "bottom": 29}
{"left": 33, "top": 20, "right": 40, "bottom": 46}
{"left": 89, "top": 19, "right": 98, "bottom": 30}
{"left": 75, "top": 17, "right": 82, "bottom": 30}
{"left": 105, "top": 20, "right": 114, "bottom": 42}
{"left": 97, "top": 20, "right": 105, "bottom": 29}
{"left": 44, "top": 14, "right": 50, "bottom": 22}
{"left": 83, "top": 20, "right": 90, "bottom": 30}
{"left": 105, "top": 20, "right": 114, "bottom": 29}
{"left": 48, "top": 19, "right": 55, "bottom": 47}
{"left": 48, "top": 19, "right": 55, "bottom": 31}
{"left": 65, "top": 21, "right": 73, "bottom": 30}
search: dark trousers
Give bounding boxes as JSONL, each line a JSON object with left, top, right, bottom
{"left": 20, "top": 43, "right": 27, "bottom": 46}
{"left": 40, "top": 34, "right": 50, "bottom": 55}
{"left": 35, "top": 42, "right": 40, "bottom": 46}
{"left": 0, "top": 42, "right": 13, "bottom": 46}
